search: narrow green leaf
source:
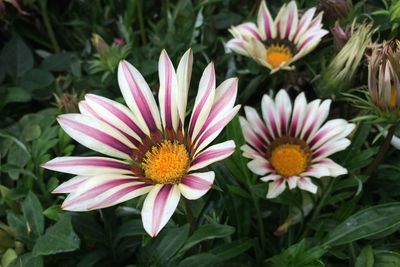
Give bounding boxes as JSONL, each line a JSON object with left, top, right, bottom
{"left": 355, "top": 245, "right": 374, "bottom": 267}
{"left": 323, "top": 202, "right": 400, "bottom": 246}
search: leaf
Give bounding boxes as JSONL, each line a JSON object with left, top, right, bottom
{"left": 323, "top": 202, "right": 400, "bottom": 246}
{"left": 39, "top": 53, "right": 75, "bottom": 72}
{"left": 19, "top": 69, "right": 54, "bottom": 91}
{"left": 374, "top": 251, "right": 400, "bottom": 267}
{"left": 209, "top": 239, "right": 253, "bottom": 262}
{"left": 355, "top": 245, "right": 374, "bottom": 267}
{"left": 0, "top": 36, "right": 33, "bottom": 78}
{"left": 178, "top": 253, "right": 220, "bottom": 267}
{"left": 4, "top": 87, "right": 32, "bottom": 105}
{"left": 42, "top": 205, "right": 62, "bottom": 221}
{"left": 155, "top": 224, "right": 190, "bottom": 262}
{"left": 32, "top": 214, "right": 80, "bottom": 256}
{"left": 21, "top": 192, "right": 44, "bottom": 238}
{"left": 180, "top": 223, "right": 235, "bottom": 253}
{"left": 1, "top": 248, "right": 17, "bottom": 267}
{"left": 8, "top": 253, "right": 43, "bottom": 267}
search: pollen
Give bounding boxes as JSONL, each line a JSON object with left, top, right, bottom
{"left": 270, "top": 144, "right": 308, "bottom": 177}
{"left": 266, "top": 44, "right": 293, "bottom": 69}
{"left": 141, "top": 140, "right": 190, "bottom": 184}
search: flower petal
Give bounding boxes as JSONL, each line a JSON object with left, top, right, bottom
{"left": 287, "top": 176, "right": 299, "bottom": 189}
{"left": 313, "top": 138, "right": 351, "bottom": 161}
{"left": 226, "top": 39, "right": 249, "bottom": 56}
{"left": 142, "top": 184, "right": 181, "bottom": 237}
{"left": 241, "top": 144, "right": 263, "bottom": 159}
{"left": 289, "top": 92, "right": 307, "bottom": 137}
{"left": 297, "top": 177, "right": 318, "bottom": 194}
{"left": 61, "top": 174, "right": 149, "bottom": 211}
{"left": 58, "top": 114, "right": 134, "bottom": 159}
{"left": 179, "top": 171, "right": 215, "bottom": 200}
{"left": 118, "top": 60, "right": 161, "bottom": 133}
{"left": 42, "top": 156, "right": 132, "bottom": 176}
{"left": 267, "top": 179, "right": 286, "bottom": 198}
{"left": 261, "top": 93, "right": 280, "bottom": 138}
{"left": 158, "top": 49, "right": 179, "bottom": 133}
{"left": 260, "top": 173, "right": 281, "bottom": 182}
{"left": 244, "top": 106, "right": 273, "bottom": 143}
{"left": 248, "top": 158, "right": 274, "bottom": 176}
{"left": 52, "top": 176, "right": 89, "bottom": 194}
{"left": 279, "top": 1, "right": 298, "bottom": 40}
{"left": 176, "top": 48, "right": 193, "bottom": 127}
{"left": 293, "top": 7, "right": 316, "bottom": 43}
{"left": 190, "top": 140, "right": 235, "bottom": 171}
{"left": 257, "top": 0, "right": 275, "bottom": 39}
{"left": 313, "top": 159, "right": 348, "bottom": 177}
{"left": 275, "top": 90, "right": 292, "bottom": 135}
{"left": 188, "top": 63, "right": 216, "bottom": 142}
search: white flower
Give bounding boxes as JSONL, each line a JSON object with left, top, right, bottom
{"left": 240, "top": 89, "right": 354, "bottom": 198}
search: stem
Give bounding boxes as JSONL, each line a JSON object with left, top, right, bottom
{"left": 364, "top": 125, "right": 396, "bottom": 176}
{"left": 184, "top": 199, "right": 196, "bottom": 232}
{"left": 40, "top": 1, "right": 60, "bottom": 53}
{"left": 136, "top": 0, "right": 147, "bottom": 45}
{"left": 252, "top": 193, "right": 266, "bottom": 251}
{"left": 300, "top": 178, "right": 335, "bottom": 239}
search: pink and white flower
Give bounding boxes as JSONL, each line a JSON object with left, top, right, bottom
{"left": 240, "top": 89, "right": 354, "bottom": 198}
{"left": 226, "top": 1, "right": 328, "bottom": 73}
{"left": 43, "top": 49, "right": 240, "bottom": 237}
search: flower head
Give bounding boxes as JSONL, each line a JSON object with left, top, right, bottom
{"left": 43, "top": 49, "right": 240, "bottom": 237}
{"left": 240, "top": 89, "right": 354, "bottom": 198}
{"left": 226, "top": 1, "right": 328, "bottom": 73}
{"left": 368, "top": 41, "right": 400, "bottom": 114}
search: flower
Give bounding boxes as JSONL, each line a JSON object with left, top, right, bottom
{"left": 226, "top": 1, "right": 328, "bottom": 73}
{"left": 43, "top": 49, "right": 240, "bottom": 237}
{"left": 318, "top": 0, "right": 352, "bottom": 21}
{"left": 368, "top": 41, "right": 400, "bottom": 114}
{"left": 330, "top": 21, "right": 351, "bottom": 49}
{"left": 240, "top": 89, "right": 354, "bottom": 198}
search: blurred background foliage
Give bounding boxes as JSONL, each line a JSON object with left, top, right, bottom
{"left": 1, "top": 0, "right": 400, "bottom": 266}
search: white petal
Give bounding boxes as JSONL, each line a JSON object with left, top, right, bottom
{"left": 179, "top": 171, "right": 215, "bottom": 200}
{"left": 248, "top": 158, "right": 273, "bottom": 176}
{"left": 142, "top": 184, "right": 181, "bottom": 237}
{"left": 267, "top": 179, "right": 286, "bottom": 198}
{"left": 176, "top": 48, "right": 193, "bottom": 127}
{"left": 297, "top": 177, "right": 318, "bottom": 194}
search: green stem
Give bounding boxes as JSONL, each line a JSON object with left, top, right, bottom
{"left": 40, "top": 2, "right": 60, "bottom": 53}
{"left": 300, "top": 178, "right": 335, "bottom": 239}
{"left": 364, "top": 125, "right": 396, "bottom": 176}
{"left": 136, "top": 0, "right": 147, "bottom": 45}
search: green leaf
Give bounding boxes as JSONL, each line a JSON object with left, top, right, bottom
{"left": 19, "top": 69, "right": 54, "bottom": 91}
{"left": 179, "top": 253, "right": 220, "bottom": 267}
{"left": 8, "top": 253, "right": 43, "bottom": 267}
{"left": 323, "top": 202, "right": 400, "bottom": 246}
{"left": 0, "top": 36, "right": 33, "bottom": 78}
{"left": 1, "top": 248, "right": 17, "bottom": 267}
{"left": 209, "top": 239, "right": 253, "bottom": 262}
{"left": 155, "top": 224, "right": 190, "bottom": 262}
{"left": 42, "top": 205, "right": 62, "bottom": 221}
{"left": 32, "top": 214, "right": 80, "bottom": 256}
{"left": 355, "top": 245, "right": 374, "bottom": 267}
{"left": 180, "top": 223, "right": 235, "bottom": 253}
{"left": 39, "top": 53, "right": 75, "bottom": 72}
{"left": 374, "top": 251, "right": 400, "bottom": 267}
{"left": 4, "top": 87, "right": 32, "bottom": 105}
{"left": 21, "top": 192, "right": 44, "bottom": 238}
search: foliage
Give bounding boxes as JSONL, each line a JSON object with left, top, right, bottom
{"left": 1, "top": 0, "right": 400, "bottom": 266}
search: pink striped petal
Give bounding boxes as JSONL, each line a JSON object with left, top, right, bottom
{"left": 234, "top": 22, "right": 263, "bottom": 42}
{"left": 84, "top": 94, "right": 146, "bottom": 142}
{"left": 42, "top": 156, "right": 132, "bottom": 176}
{"left": 257, "top": 1, "right": 275, "bottom": 39}
{"left": 159, "top": 49, "right": 179, "bottom": 132}
{"left": 244, "top": 106, "right": 273, "bottom": 143}
{"left": 193, "top": 105, "right": 240, "bottom": 155}
{"left": 312, "top": 159, "right": 347, "bottom": 177}
{"left": 308, "top": 119, "right": 349, "bottom": 151}
{"left": 142, "top": 184, "right": 180, "bottom": 237}
{"left": 293, "top": 7, "right": 316, "bottom": 43}
{"left": 289, "top": 92, "right": 307, "bottom": 137}
{"left": 248, "top": 158, "right": 274, "bottom": 176}
{"left": 298, "top": 99, "right": 321, "bottom": 139}
{"left": 198, "top": 78, "right": 238, "bottom": 136}
{"left": 190, "top": 140, "right": 235, "bottom": 171}
{"left": 226, "top": 39, "right": 248, "bottom": 56}
{"left": 280, "top": 1, "right": 298, "bottom": 40}
{"left": 179, "top": 171, "right": 215, "bottom": 200}
{"left": 303, "top": 99, "right": 331, "bottom": 141}
{"left": 61, "top": 174, "right": 146, "bottom": 211}
{"left": 301, "top": 165, "right": 330, "bottom": 178}
{"left": 239, "top": 116, "right": 267, "bottom": 155}
{"left": 261, "top": 94, "right": 280, "bottom": 138}
{"left": 267, "top": 179, "right": 286, "bottom": 198}
{"left": 287, "top": 176, "right": 299, "bottom": 189}
{"left": 118, "top": 60, "right": 161, "bottom": 133}
{"left": 176, "top": 48, "right": 193, "bottom": 127}
{"left": 294, "top": 29, "right": 328, "bottom": 60}
{"left": 241, "top": 144, "right": 263, "bottom": 159}
{"left": 313, "top": 138, "right": 351, "bottom": 161}
{"left": 297, "top": 177, "right": 317, "bottom": 193}
{"left": 188, "top": 63, "right": 216, "bottom": 141}
{"left": 58, "top": 114, "right": 134, "bottom": 159}
{"left": 52, "top": 176, "right": 89, "bottom": 193}
{"left": 260, "top": 173, "right": 281, "bottom": 182}
{"left": 275, "top": 90, "right": 292, "bottom": 135}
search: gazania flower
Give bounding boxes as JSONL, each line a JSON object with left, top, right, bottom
{"left": 226, "top": 1, "right": 328, "bottom": 73}
{"left": 240, "top": 89, "right": 355, "bottom": 198}
{"left": 43, "top": 49, "right": 240, "bottom": 237}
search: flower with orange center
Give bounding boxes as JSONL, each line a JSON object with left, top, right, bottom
{"left": 226, "top": 1, "right": 328, "bottom": 73}
{"left": 43, "top": 49, "right": 240, "bottom": 237}
{"left": 240, "top": 89, "right": 355, "bottom": 198}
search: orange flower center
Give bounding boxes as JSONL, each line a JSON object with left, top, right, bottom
{"left": 266, "top": 44, "right": 293, "bottom": 69}
{"left": 141, "top": 140, "right": 189, "bottom": 184}
{"left": 270, "top": 144, "right": 308, "bottom": 177}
